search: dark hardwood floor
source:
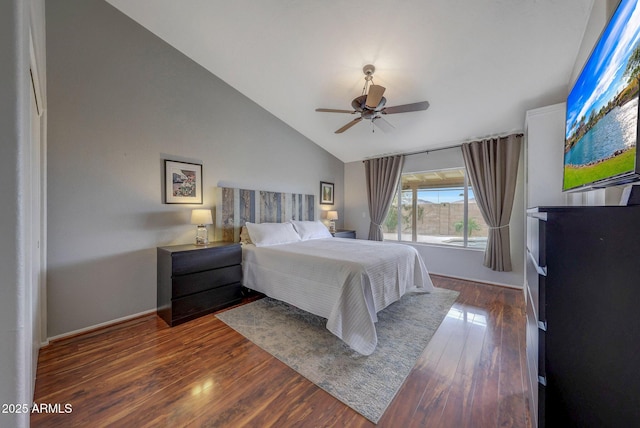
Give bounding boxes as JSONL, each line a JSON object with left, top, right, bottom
{"left": 32, "top": 275, "right": 530, "bottom": 427}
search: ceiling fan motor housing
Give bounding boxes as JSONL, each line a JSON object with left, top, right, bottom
{"left": 315, "top": 64, "right": 429, "bottom": 133}
{"left": 362, "top": 110, "right": 378, "bottom": 120}
{"left": 352, "top": 95, "right": 386, "bottom": 111}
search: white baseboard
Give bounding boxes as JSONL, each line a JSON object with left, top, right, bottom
{"left": 430, "top": 271, "right": 524, "bottom": 290}
{"left": 46, "top": 309, "right": 157, "bottom": 343}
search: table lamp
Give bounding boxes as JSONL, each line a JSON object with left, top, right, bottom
{"left": 327, "top": 210, "right": 338, "bottom": 233}
{"left": 191, "top": 209, "right": 213, "bottom": 246}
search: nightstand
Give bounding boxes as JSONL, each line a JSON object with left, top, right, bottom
{"left": 157, "top": 242, "right": 242, "bottom": 326}
{"left": 332, "top": 229, "right": 356, "bottom": 239}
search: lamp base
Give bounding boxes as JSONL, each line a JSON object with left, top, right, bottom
{"left": 195, "top": 225, "right": 208, "bottom": 246}
{"left": 329, "top": 221, "right": 336, "bottom": 234}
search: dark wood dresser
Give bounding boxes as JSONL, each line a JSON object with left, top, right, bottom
{"left": 332, "top": 229, "right": 356, "bottom": 239}
{"left": 526, "top": 206, "right": 640, "bottom": 427}
{"left": 157, "top": 242, "right": 242, "bottom": 327}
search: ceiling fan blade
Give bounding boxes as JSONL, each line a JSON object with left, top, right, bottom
{"left": 372, "top": 116, "right": 395, "bottom": 133}
{"left": 381, "top": 101, "right": 430, "bottom": 115}
{"left": 365, "top": 85, "right": 386, "bottom": 109}
{"left": 316, "top": 108, "right": 355, "bottom": 114}
{"left": 335, "top": 117, "right": 363, "bottom": 134}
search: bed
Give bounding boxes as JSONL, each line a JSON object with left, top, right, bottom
{"left": 241, "top": 220, "right": 435, "bottom": 355}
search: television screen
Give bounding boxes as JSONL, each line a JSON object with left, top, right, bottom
{"left": 564, "top": 0, "right": 640, "bottom": 192}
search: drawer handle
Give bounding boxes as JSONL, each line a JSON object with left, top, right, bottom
{"left": 526, "top": 211, "right": 548, "bottom": 221}
{"left": 538, "top": 321, "right": 547, "bottom": 331}
{"left": 527, "top": 249, "right": 547, "bottom": 276}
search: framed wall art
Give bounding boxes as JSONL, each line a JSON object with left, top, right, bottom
{"left": 320, "top": 181, "right": 334, "bottom": 205}
{"left": 164, "top": 160, "right": 203, "bottom": 204}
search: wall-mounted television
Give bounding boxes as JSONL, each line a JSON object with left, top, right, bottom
{"left": 564, "top": 0, "right": 640, "bottom": 192}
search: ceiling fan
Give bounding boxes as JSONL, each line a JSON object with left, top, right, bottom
{"left": 316, "top": 64, "right": 430, "bottom": 134}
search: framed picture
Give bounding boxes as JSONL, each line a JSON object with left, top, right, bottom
{"left": 164, "top": 160, "right": 203, "bottom": 204}
{"left": 320, "top": 181, "right": 334, "bottom": 205}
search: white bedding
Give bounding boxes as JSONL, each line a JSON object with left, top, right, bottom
{"left": 242, "top": 237, "right": 434, "bottom": 355}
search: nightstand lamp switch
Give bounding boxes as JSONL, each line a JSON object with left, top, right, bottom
{"left": 327, "top": 210, "right": 338, "bottom": 233}
{"left": 191, "top": 209, "right": 213, "bottom": 246}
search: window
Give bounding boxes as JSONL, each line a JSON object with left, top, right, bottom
{"left": 383, "top": 167, "right": 488, "bottom": 249}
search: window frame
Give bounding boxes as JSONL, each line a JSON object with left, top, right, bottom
{"left": 386, "top": 167, "right": 485, "bottom": 250}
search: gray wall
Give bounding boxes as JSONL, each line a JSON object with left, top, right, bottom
{"left": 46, "top": 0, "right": 343, "bottom": 337}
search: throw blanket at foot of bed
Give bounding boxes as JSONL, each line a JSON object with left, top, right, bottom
{"left": 242, "top": 238, "right": 434, "bottom": 355}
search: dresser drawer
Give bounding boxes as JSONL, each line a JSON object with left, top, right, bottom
{"left": 538, "top": 274, "right": 546, "bottom": 325}
{"left": 538, "top": 327, "right": 546, "bottom": 386}
{"left": 171, "top": 244, "right": 241, "bottom": 275}
{"left": 538, "top": 382, "right": 546, "bottom": 427}
{"left": 333, "top": 230, "right": 356, "bottom": 239}
{"left": 172, "top": 264, "right": 242, "bottom": 298}
{"left": 157, "top": 242, "right": 244, "bottom": 327}
{"left": 171, "top": 283, "right": 242, "bottom": 324}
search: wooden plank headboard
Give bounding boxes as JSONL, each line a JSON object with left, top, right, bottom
{"left": 215, "top": 187, "right": 315, "bottom": 242}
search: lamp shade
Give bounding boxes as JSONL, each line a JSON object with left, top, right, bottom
{"left": 191, "top": 209, "right": 213, "bottom": 225}
{"left": 327, "top": 210, "right": 338, "bottom": 221}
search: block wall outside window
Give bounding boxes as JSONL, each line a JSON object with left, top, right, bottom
{"left": 383, "top": 168, "right": 488, "bottom": 249}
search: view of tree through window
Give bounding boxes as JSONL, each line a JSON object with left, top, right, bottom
{"left": 383, "top": 167, "right": 488, "bottom": 249}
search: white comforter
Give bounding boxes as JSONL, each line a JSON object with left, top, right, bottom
{"left": 242, "top": 238, "right": 434, "bottom": 355}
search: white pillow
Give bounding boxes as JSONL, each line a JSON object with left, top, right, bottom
{"left": 245, "top": 222, "right": 301, "bottom": 247}
{"left": 290, "top": 220, "right": 332, "bottom": 240}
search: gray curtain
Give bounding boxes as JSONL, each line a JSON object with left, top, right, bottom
{"left": 461, "top": 134, "right": 522, "bottom": 271}
{"left": 364, "top": 155, "right": 404, "bottom": 241}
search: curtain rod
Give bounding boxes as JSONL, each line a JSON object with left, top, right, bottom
{"left": 405, "top": 132, "right": 524, "bottom": 157}
{"left": 363, "top": 131, "right": 524, "bottom": 161}
{"left": 404, "top": 143, "right": 461, "bottom": 157}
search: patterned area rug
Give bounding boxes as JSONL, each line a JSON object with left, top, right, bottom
{"left": 216, "top": 287, "right": 459, "bottom": 423}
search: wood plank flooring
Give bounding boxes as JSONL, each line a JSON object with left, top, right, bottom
{"left": 32, "top": 275, "right": 530, "bottom": 427}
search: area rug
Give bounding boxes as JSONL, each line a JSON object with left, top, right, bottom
{"left": 216, "top": 287, "right": 459, "bottom": 423}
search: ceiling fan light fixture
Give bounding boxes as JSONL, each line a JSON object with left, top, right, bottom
{"left": 316, "top": 64, "right": 429, "bottom": 134}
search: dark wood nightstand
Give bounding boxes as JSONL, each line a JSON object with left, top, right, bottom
{"left": 332, "top": 229, "right": 356, "bottom": 239}
{"left": 157, "top": 242, "right": 242, "bottom": 326}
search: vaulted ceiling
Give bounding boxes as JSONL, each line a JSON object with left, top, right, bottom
{"left": 106, "top": 0, "right": 594, "bottom": 163}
